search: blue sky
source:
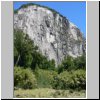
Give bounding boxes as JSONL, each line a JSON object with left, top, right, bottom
{"left": 14, "top": 1, "right": 86, "bottom": 37}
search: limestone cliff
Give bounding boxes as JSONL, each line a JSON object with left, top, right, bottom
{"left": 14, "top": 3, "right": 86, "bottom": 66}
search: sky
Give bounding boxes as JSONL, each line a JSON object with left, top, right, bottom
{"left": 14, "top": 1, "right": 86, "bottom": 37}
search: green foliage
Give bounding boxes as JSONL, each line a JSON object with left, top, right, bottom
{"left": 14, "top": 29, "right": 35, "bottom": 67}
{"left": 58, "top": 55, "right": 75, "bottom": 72}
{"left": 14, "top": 47, "right": 19, "bottom": 64}
{"left": 63, "top": 56, "right": 75, "bottom": 70}
{"left": 14, "top": 10, "right": 18, "bottom": 14}
{"left": 57, "top": 55, "right": 86, "bottom": 73}
{"left": 14, "top": 30, "right": 86, "bottom": 91}
{"left": 72, "top": 69, "right": 86, "bottom": 90}
{"left": 52, "top": 69, "right": 86, "bottom": 90}
{"left": 74, "top": 54, "right": 86, "bottom": 70}
{"left": 14, "top": 66, "right": 37, "bottom": 89}
{"left": 35, "top": 69, "right": 57, "bottom": 88}
{"left": 14, "top": 29, "right": 56, "bottom": 70}
{"left": 22, "top": 53, "right": 33, "bottom": 68}
{"left": 38, "top": 58, "right": 55, "bottom": 70}
{"left": 57, "top": 65, "right": 65, "bottom": 74}
{"left": 49, "top": 59, "right": 56, "bottom": 70}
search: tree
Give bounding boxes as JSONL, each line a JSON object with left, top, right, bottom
{"left": 14, "top": 29, "right": 56, "bottom": 70}
{"left": 14, "top": 29, "right": 37, "bottom": 68}
{"left": 74, "top": 54, "right": 86, "bottom": 70}
{"left": 59, "top": 55, "right": 75, "bottom": 71}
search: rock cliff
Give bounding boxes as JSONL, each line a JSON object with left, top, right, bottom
{"left": 14, "top": 3, "right": 86, "bottom": 66}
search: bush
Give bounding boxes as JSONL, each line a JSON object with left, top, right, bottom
{"left": 35, "top": 68, "right": 57, "bottom": 88}
{"left": 72, "top": 69, "right": 86, "bottom": 90}
{"left": 52, "top": 69, "right": 86, "bottom": 90}
{"left": 14, "top": 66, "right": 37, "bottom": 89}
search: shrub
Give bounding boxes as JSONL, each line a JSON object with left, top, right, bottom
{"left": 71, "top": 69, "right": 86, "bottom": 90}
{"left": 35, "top": 69, "right": 57, "bottom": 88}
{"left": 14, "top": 66, "right": 37, "bottom": 89}
{"left": 52, "top": 69, "right": 86, "bottom": 90}
{"left": 52, "top": 71, "right": 70, "bottom": 89}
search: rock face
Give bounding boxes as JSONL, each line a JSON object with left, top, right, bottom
{"left": 14, "top": 4, "right": 86, "bottom": 66}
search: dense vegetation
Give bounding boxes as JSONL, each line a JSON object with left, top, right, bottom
{"left": 14, "top": 29, "right": 86, "bottom": 97}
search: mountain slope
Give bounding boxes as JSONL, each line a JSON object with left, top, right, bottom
{"left": 14, "top": 3, "right": 86, "bottom": 66}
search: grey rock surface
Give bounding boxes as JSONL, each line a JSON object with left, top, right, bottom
{"left": 14, "top": 4, "right": 86, "bottom": 66}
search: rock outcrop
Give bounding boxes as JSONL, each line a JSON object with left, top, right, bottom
{"left": 14, "top": 3, "right": 86, "bottom": 66}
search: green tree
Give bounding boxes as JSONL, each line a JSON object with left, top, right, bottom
{"left": 14, "top": 29, "right": 37, "bottom": 68}
{"left": 49, "top": 59, "right": 55, "bottom": 70}
{"left": 57, "top": 54, "right": 86, "bottom": 73}
{"left": 14, "top": 29, "right": 56, "bottom": 70}
{"left": 74, "top": 54, "right": 86, "bottom": 70}
{"left": 58, "top": 55, "right": 75, "bottom": 71}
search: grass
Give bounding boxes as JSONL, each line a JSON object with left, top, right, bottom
{"left": 14, "top": 88, "right": 86, "bottom": 98}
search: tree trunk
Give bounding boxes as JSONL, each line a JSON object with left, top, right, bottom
{"left": 15, "top": 54, "right": 20, "bottom": 66}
